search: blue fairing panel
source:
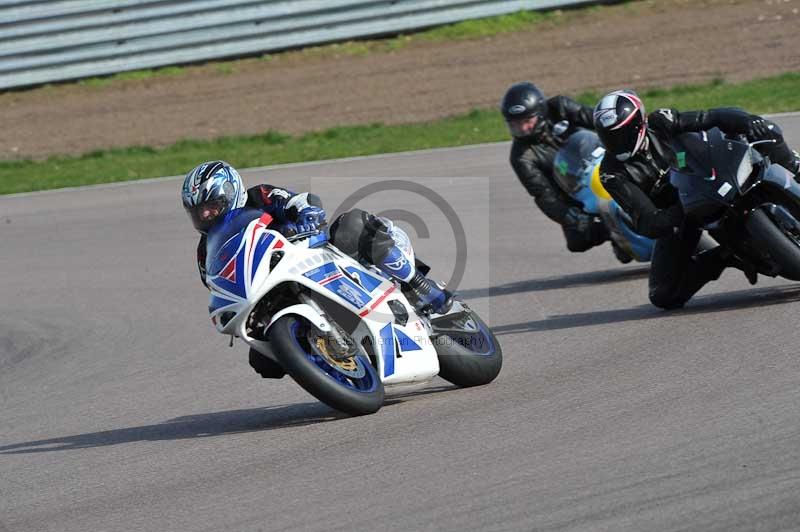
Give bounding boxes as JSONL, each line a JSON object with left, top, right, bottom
{"left": 379, "top": 322, "right": 396, "bottom": 377}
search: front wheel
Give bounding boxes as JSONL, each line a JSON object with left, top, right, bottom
{"left": 745, "top": 206, "right": 800, "bottom": 281}
{"left": 431, "top": 307, "right": 502, "bottom": 387}
{"left": 269, "top": 316, "right": 384, "bottom": 415}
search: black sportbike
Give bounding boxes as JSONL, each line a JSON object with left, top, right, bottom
{"left": 671, "top": 127, "right": 800, "bottom": 280}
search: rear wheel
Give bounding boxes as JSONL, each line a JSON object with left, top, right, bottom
{"left": 745, "top": 205, "right": 800, "bottom": 281}
{"left": 269, "top": 315, "right": 384, "bottom": 415}
{"left": 431, "top": 308, "right": 502, "bottom": 388}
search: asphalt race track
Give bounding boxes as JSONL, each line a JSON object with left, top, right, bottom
{"left": 2, "top": 116, "right": 800, "bottom": 532}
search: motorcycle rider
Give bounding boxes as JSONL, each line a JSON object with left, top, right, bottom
{"left": 593, "top": 89, "right": 800, "bottom": 309}
{"left": 501, "top": 82, "right": 632, "bottom": 261}
{"left": 181, "top": 161, "right": 454, "bottom": 376}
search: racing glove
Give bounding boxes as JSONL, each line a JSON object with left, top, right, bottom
{"left": 277, "top": 207, "right": 326, "bottom": 236}
{"left": 565, "top": 206, "right": 607, "bottom": 244}
{"left": 283, "top": 192, "right": 326, "bottom": 233}
{"left": 294, "top": 205, "right": 326, "bottom": 233}
{"left": 564, "top": 206, "right": 593, "bottom": 233}
{"left": 746, "top": 116, "right": 770, "bottom": 139}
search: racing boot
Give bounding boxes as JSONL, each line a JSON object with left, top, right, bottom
{"left": 248, "top": 348, "right": 286, "bottom": 379}
{"left": 611, "top": 241, "right": 633, "bottom": 264}
{"left": 378, "top": 246, "right": 453, "bottom": 315}
{"left": 719, "top": 248, "right": 758, "bottom": 285}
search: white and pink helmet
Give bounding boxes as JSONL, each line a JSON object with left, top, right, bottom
{"left": 593, "top": 90, "right": 648, "bottom": 161}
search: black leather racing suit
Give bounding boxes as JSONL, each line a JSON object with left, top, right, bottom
{"left": 600, "top": 107, "right": 799, "bottom": 309}
{"left": 510, "top": 95, "right": 609, "bottom": 251}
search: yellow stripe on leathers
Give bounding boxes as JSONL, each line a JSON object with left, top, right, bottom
{"left": 590, "top": 165, "right": 612, "bottom": 200}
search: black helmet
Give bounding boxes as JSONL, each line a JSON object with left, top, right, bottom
{"left": 593, "top": 90, "right": 648, "bottom": 161}
{"left": 500, "top": 82, "right": 547, "bottom": 139}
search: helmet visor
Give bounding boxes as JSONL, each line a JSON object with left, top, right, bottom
{"left": 186, "top": 197, "right": 230, "bottom": 232}
{"left": 602, "top": 123, "right": 646, "bottom": 161}
{"left": 506, "top": 114, "right": 539, "bottom": 138}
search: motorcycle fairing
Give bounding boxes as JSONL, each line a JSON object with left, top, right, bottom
{"left": 671, "top": 129, "right": 800, "bottom": 226}
{"left": 374, "top": 320, "right": 427, "bottom": 380}
{"left": 607, "top": 202, "right": 653, "bottom": 261}
{"left": 757, "top": 163, "right": 800, "bottom": 212}
{"left": 206, "top": 214, "right": 440, "bottom": 386}
{"left": 670, "top": 129, "right": 750, "bottom": 224}
{"left": 207, "top": 209, "right": 277, "bottom": 301}
{"left": 553, "top": 128, "right": 654, "bottom": 261}
{"left": 302, "top": 262, "right": 391, "bottom": 311}
{"left": 342, "top": 265, "right": 385, "bottom": 292}
{"left": 553, "top": 129, "right": 606, "bottom": 205}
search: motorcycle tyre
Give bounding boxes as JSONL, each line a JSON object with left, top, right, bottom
{"left": 269, "top": 315, "right": 385, "bottom": 416}
{"left": 434, "top": 311, "right": 503, "bottom": 388}
{"left": 745, "top": 207, "right": 800, "bottom": 281}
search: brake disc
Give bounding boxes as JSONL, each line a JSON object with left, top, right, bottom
{"left": 308, "top": 332, "right": 364, "bottom": 377}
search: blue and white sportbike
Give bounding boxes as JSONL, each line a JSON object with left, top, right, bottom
{"left": 204, "top": 208, "right": 502, "bottom": 416}
{"left": 553, "top": 128, "right": 655, "bottom": 262}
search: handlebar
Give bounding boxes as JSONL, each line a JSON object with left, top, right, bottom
{"left": 287, "top": 229, "right": 323, "bottom": 243}
{"left": 749, "top": 139, "right": 777, "bottom": 148}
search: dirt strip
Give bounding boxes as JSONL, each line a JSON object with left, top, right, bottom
{"left": 1, "top": 0, "right": 798, "bottom": 160}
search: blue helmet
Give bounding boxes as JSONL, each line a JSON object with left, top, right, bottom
{"left": 181, "top": 160, "right": 246, "bottom": 233}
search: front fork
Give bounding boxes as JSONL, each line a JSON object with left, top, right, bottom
{"left": 731, "top": 202, "right": 800, "bottom": 276}
{"left": 296, "top": 290, "right": 356, "bottom": 360}
{"left": 762, "top": 203, "right": 800, "bottom": 243}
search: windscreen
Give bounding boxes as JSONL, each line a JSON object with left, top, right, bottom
{"left": 553, "top": 130, "right": 604, "bottom": 194}
{"left": 206, "top": 207, "right": 264, "bottom": 276}
{"left": 673, "top": 128, "right": 749, "bottom": 181}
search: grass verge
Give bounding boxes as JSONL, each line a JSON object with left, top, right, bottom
{"left": 3, "top": 72, "right": 800, "bottom": 195}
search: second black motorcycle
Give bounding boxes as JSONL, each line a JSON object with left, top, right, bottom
{"left": 671, "top": 127, "right": 800, "bottom": 280}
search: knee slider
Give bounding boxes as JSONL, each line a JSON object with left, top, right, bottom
{"left": 566, "top": 240, "right": 591, "bottom": 252}
{"left": 648, "top": 287, "right": 686, "bottom": 310}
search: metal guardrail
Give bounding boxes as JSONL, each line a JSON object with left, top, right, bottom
{"left": 0, "top": 0, "right": 604, "bottom": 90}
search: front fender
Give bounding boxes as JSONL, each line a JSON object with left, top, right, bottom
{"left": 753, "top": 166, "right": 800, "bottom": 212}
{"left": 266, "top": 304, "right": 333, "bottom": 334}
{"left": 238, "top": 304, "right": 333, "bottom": 364}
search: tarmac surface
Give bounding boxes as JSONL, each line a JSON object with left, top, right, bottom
{"left": 2, "top": 116, "right": 800, "bottom": 531}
